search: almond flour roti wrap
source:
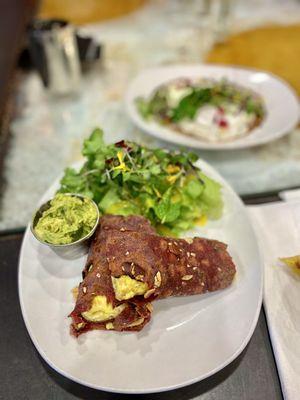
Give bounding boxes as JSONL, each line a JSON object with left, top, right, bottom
{"left": 70, "top": 215, "right": 236, "bottom": 336}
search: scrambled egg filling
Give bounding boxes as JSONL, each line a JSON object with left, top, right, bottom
{"left": 81, "top": 295, "right": 125, "bottom": 322}
{"left": 105, "top": 317, "right": 145, "bottom": 330}
{"left": 81, "top": 277, "right": 149, "bottom": 323}
{"left": 111, "top": 275, "right": 148, "bottom": 301}
{"left": 127, "top": 318, "right": 145, "bottom": 328}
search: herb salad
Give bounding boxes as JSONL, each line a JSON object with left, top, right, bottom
{"left": 59, "top": 128, "right": 223, "bottom": 236}
{"left": 136, "top": 77, "right": 265, "bottom": 142}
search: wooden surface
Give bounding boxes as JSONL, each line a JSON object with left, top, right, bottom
{"left": 0, "top": 234, "right": 282, "bottom": 399}
{"left": 206, "top": 24, "right": 300, "bottom": 97}
{"left": 37, "top": 0, "right": 147, "bottom": 25}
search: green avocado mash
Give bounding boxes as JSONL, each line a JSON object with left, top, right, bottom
{"left": 34, "top": 194, "right": 98, "bottom": 245}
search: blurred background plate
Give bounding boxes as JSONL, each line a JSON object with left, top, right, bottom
{"left": 126, "top": 64, "right": 299, "bottom": 150}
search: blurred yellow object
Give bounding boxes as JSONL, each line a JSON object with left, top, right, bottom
{"left": 279, "top": 255, "right": 300, "bottom": 275}
{"left": 38, "top": 0, "right": 147, "bottom": 25}
{"left": 195, "top": 215, "right": 207, "bottom": 227}
{"left": 206, "top": 24, "right": 300, "bottom": 96}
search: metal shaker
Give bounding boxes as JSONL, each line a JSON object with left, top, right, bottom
{"left": 28, "top": 19, "right": 81, "bottom": 95}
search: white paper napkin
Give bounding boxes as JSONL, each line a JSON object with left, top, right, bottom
{"left": 248, "top": 201, "right": 300, "bottom": 400}
{"left": 279, "top": 189, "right": 300, "bottom": 202}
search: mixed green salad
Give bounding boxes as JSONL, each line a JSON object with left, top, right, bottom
{"left": 136, "top": 78, "right": 265, "bottom": 125}
{"left": 59, "top": 128, "right": 223, "bottom": 236}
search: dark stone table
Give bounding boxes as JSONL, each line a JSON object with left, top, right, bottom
{"left": 0, "top": 233, "right": 282, "bottom": 400}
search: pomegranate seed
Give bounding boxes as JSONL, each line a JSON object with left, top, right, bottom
{"left": 218, "top": 119, "right": 228, "bottom": 128}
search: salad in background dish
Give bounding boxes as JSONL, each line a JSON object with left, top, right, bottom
{"left": 59, "top": 128, "right": 223, "bottom": 236}
{"left": 136, "top": 77, "right": 265, "bottom": 142}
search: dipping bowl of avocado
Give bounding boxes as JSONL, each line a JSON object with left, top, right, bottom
{"left": 31, "top": 193, "right": 100, "bottom": 255}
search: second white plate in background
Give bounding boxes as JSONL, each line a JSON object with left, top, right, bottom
{"left": 126, "top": 64, "right": 299, "bottom": 150}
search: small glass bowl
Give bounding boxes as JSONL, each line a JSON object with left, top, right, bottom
{"left": 30, "top": 193, "right": 100, "bottom": 258}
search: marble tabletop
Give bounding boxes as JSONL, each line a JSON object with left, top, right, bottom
{"left": 1, "top": 0, "right": 300, "bottom": 230}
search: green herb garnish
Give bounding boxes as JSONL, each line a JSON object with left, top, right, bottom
{"left": 171, "top": 88, "right": 212, "bottom": 122}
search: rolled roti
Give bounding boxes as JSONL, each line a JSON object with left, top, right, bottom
{"left": 106, "top": 230, "right": 236, "bottom": 300}
{"left": 70, "top": 215, "right": 236, "bottom": 336}
{"left": 69, "top": 216, "right": 154, "bottom": 336}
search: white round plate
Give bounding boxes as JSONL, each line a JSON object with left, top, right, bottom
{"left": 19, "top": 160, "right": 262, "bottom": 393}
{"left": 125, "top": 64, "right": 299, "bottom": 150}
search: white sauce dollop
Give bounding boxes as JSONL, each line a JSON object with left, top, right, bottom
{"left": 161, "top": 79, "right": 260, "bottom": 142}
{"left": 176, "top": 104, "right": 256, "bottom": 142}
